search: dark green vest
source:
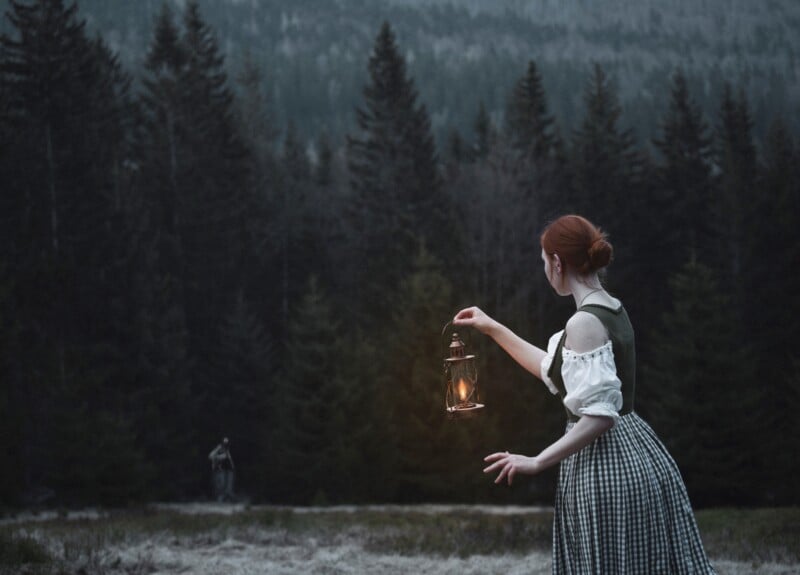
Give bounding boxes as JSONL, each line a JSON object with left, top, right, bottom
{"left": 546, "top": 304, "right": 636, "bottom": 422}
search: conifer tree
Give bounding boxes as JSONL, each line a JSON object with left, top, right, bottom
{"left": 506, "top": 60, "right": 555, "bottom": 163}
{"left": 207, "top": 294, "right": 274, "bottom": 499}
{"left": 309, "top": 129, "right": 342, "bottom": 297}
{"left": 714, "top": 84, "right": 757, "bottom": 284}
{"left": 642, "top": 258, "right": 761, "bottom": 505}
{"left": 569, "top": 63, "right": 646, "bottom": 316}
{"left": 1, "top": 0, "right": 146, "bottom": 503}
{"left": 136, "top": 2, "right": 253, "bottom": 496}
{"left": 570, "top": 64, "right": 642, "bottom": 224}
{"left": 233, "top": 49, "right": 282, "bottom": 349}
{"left": 235, "top": 49, "right": 277, "bottom": 167}
{"left": 133, "top": 1, "right": 198, "bottom": 498}
{"left": 473, "top": 100, "right": 494, "bottom": 160}
{"left": 272, "top": 277, "right": 350, "bottom": 503}
{"left": 347, "top": 22, "right": 454, "bottom": 324}
{"left": 384, "top": 246, "right": 480, "bottom": 501}
{"left": 506, "top": 59, "right": 565, "bottom": 205}
{"left": 746, "top": 120, "right": 800, "bottom": 502}
{"left": 274, "top": 122, "right": 313, "bottom": 332}
{"left": 178, "top": 0, "right": 249, "bottom": 354}
{"left": 650, "top": 70, "right": 715, "bottom": 307}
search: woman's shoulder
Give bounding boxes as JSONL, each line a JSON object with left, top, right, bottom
{"left": 565, "top": 311, "right": 609, "bottom": 353}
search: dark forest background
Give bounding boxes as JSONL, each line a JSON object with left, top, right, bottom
{"left": 1, "top": 0, "right": 798, "bottom": 509}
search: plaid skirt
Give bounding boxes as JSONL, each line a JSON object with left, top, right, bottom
{"left": 553, "top": 412, "right": 717, "bottom": 574}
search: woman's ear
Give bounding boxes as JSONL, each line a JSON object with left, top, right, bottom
{"left": 553, "top": 253, "right": 562, "bottom": 274}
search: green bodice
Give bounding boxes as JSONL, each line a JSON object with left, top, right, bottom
{"left": 546, "top": 303, "right": 636, "bottom": 422}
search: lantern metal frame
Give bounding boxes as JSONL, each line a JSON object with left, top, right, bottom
{"left": 442, "top": 322, "right": 484, "bottom": 418}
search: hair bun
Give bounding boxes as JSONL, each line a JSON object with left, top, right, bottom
{"left": 587, "top": 236, "right": 613, "bottom": 270}
{"left": 540, "top": 215, "right": 614, "bottom": 275}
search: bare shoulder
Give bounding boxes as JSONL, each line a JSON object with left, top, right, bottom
{"left": 565, "top": 311, "right": 609, "bottom": 353}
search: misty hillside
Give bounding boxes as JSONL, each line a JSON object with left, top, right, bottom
{"left": 57, "top": 0, "right": 800, "bottom": 145}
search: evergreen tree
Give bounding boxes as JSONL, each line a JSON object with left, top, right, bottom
{"left": 133, "top": 1, "right": 198, "bottom": 499}
{"left": 274, "top": 121, "right": 313, "bottom": 333}
{"left": 233, "top": 48, "right": 282, "bottom": 350}
{"left": 506, "top": 60, "right": 555, "bottom": 163}
{"left": 746, "top": 119, "right": 800, "bottom": 502}
{"left": 570, "top": 64, "right": 642, "bottom": 224}
{"left": 1, "top": 0, "right": 146, "bottom": 504}
{"left": 642, "top": 258, "right": 761, "bottom": 505}
{"left": 652, "top": 70, "right": 715, "bottom": 287}
{"left": 473, "top": 100, "right": 494, "bottom": 160}
{"left": 569, "top": 63, "right": 647, "bottom": 321}
{"left": 178, "top": 0, "right": 249, "bottom": 357}
{"left": 636, "top": 68, "right": 719, "bottom": 360}
{"left": 309, "top": 129, "right": 342, "bottom": 297}
{"left": 347, "top": 22, "right": 455, "bottom": 325}
{"left": 235, "top": 48, "right": 277, "bottom": 166}
{"left": 272, "top": 277, "right": 350, "bottom": 503}
{"left": 714, "top": 84, "right": 757, "bottom": 284}
{"left": 136, "top": 1, "right": 253, "bottom": 495}
{"left": 207, "top": 294, "right": 274, "bottom": 499}
{"left": 503, "top": 61, "right": 564, "bottom": 333}
{"left": 384, "top": 246, "right": 483, "bottom": 501}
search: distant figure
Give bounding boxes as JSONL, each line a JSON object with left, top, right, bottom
{"left": 209, "top": 437, "right": 235, "bottom": 502}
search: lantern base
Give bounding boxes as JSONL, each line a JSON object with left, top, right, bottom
{"left": 446, "top": 403, "right": 485, "bottom": 419}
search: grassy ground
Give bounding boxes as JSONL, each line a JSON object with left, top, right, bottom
{"left": 1, "top": 505, "right": 798, "bottom": 574}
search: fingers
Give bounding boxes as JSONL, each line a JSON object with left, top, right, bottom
{"left": 494, "top": 463, "right": 508, "bottom": 484}
{"left": 483, "top": 451, "right": 510, "bottom": 472}
{"left": 454, "top": 306, "right": 483, "bottom": 323}
{"left": 483, "top": 459, "right": 505, "bottom": 474}
{"left": 484, "top": 452, "right": 516, "bottom": 486}
{"left": 483, "top": 451, "right": 508, "bottom": 463}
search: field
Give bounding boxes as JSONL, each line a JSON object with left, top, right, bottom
{"left": 2, "top": 504, "right": 799, "bottom": 574}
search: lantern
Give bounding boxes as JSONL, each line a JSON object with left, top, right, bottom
{"left": 442, "top": 325, "right": 484, "bottom": 417}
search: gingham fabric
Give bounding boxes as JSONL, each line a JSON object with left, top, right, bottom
{"left": 553, "top": 413, "right": 717, "bottom": 574}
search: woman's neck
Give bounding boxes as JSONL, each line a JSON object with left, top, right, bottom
{"left": 569, "top": 276, "right": 604, "bottom": 309}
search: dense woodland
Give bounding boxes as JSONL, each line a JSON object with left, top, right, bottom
{"left": 1, "top": 0, "right": 798, "bottom": 509}
{"left": 53, "top": 0, "right": 800, "bottom": 144}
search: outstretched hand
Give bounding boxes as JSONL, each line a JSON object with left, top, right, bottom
{"left": 453, "top": 306, "right": 497, "bottom": 335}
{"left": 483, "top": 451, "right": 542, "bottom": 486}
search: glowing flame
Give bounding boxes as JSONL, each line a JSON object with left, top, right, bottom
{"left": 457, "top": 378, "right": 470, "bottom": 402}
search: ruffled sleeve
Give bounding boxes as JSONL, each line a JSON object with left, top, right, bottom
{"left": 539, "top": 330, "right": 564, "bottom": 395}
{"left": 561, "top": 341, "right": 623, "bottom": 423}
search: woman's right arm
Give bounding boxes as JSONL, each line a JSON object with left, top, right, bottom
{"left": 453, "top": 307, "right": 547, "bottom": 380}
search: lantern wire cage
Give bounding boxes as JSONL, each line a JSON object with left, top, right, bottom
{"left": 441, "top": 321, "right": 484, "bottom": 418}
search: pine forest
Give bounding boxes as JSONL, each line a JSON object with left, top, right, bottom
{"left": 1, "top": 0, "right": 799, "bottom": 509}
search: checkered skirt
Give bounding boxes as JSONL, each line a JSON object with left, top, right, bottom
{"left": 553, "top": 412, "right": 716, "bottom": 574}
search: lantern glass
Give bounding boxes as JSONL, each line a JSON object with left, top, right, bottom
{"left": 443, "top": 330, "right": 484, "bottom": 417}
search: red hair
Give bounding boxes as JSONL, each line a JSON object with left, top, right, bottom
{"left": 540, "top": 215, "right": 613, "bottom": 275}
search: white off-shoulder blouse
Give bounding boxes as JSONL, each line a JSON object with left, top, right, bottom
{"left": 540, "top": 329, "right": 623, "bottom": 422}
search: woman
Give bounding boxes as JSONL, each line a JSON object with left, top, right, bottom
{"left": 453, "top": 215, "right": 716, "bottom": 573}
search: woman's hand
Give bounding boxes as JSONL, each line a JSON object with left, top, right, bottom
{"left": 453, "top": 306, "right": 497, "bottom": 335}
{"left": 483, "top": 452, "right": 542, "bottom": 485}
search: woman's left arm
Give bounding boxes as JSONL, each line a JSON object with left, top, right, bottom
{"left": 483, "top": 415, "right": 614, "bottom": 485}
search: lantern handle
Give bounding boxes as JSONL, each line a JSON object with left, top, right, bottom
{"left": 440, "top": 320, "right": 453, "bottom": 338}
